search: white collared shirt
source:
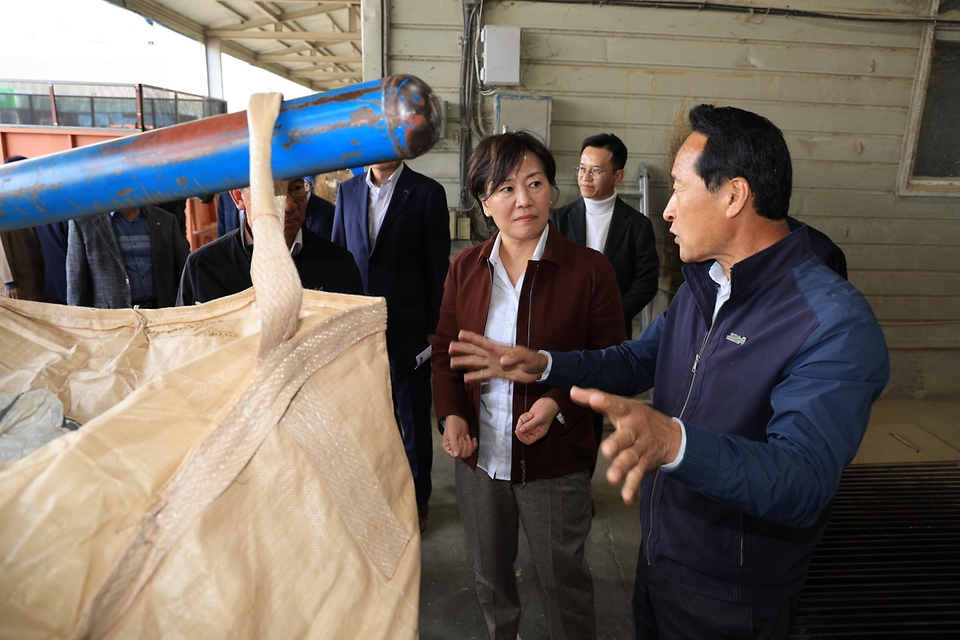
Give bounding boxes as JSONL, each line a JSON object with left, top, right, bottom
{"left": 366, "top": 163, "right": 404, "bottom": 246}
{"left": 477, "top": 225, "right": 550, "bottom": 481}
{"left": 708, "top": 260, "right": 731, "bottom": 322}
{"left": 239, "top": 209, "right": 303, "bottom": 256}
{"left": 583, "top": 191, "right": 617, "bottom": 253}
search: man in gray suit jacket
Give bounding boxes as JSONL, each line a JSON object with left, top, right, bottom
{"left": 551, "top": 133, "right": 660, "bottom": 337}
{"left": 67, "top": 205, "right": 189, "bottom": 309}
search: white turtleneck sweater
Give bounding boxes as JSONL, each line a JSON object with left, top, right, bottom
{"left": 583, "top": 191, "right": 617, "bottom": 253}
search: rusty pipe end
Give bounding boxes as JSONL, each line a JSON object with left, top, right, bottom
{"left": 383, "top": 75, "right": 443, "bottom": 159}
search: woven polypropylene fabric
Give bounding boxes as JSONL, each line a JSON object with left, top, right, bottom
{"left": 0, "top": 92, "right": 419, "bottom": 640}
{"left": 0, "top": 289, "right": 419, "bottom": 640}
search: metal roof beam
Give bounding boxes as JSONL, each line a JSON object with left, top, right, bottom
{"left": 204, "top": 30, "right": 360, "bottom": 41}
{"left": 222, "top": 0, "right": 361, "bottom": 5}
{"left": 210, "top": 0, "right": 359, "bottom": 4}
{"left": 258, "top": 54, "right": 361, "bottom": 63}
{"left": 214, "top": 4, "right": 346, "bottom": 30}
{"left": 293, "top": 71, "right": 362, "bottom": 80}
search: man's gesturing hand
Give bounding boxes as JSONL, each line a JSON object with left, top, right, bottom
{"left": 569, "top": 386, "right": 682, "bottom": 505}
{"left": 448, "top": 330, "right": 549, "bottom": 384}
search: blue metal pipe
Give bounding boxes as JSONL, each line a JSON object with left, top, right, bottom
{"left": 0, "top": 75, "right": 442, "bottom": 232}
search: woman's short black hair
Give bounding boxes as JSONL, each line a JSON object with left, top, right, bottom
{"left": 467, "top": 131, "right": 557, "bottom": 202}
{"left": 688, "top": 104, "right": 792, "bottom": 221}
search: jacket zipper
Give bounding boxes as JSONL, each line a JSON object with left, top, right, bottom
{"left": 739, "top": 514, "right": 744, "bottom": 566}
{"left": 520, "top": 261, "right": 541, "bottom": 487}
{"left": 485, "top": 256, "right": 539, "bottom": 487}
{"left": 647, "top": 316, "right": 717, "bottom": 565}
{"left": 679, "top": 320, "right": 715, "bottom": 420}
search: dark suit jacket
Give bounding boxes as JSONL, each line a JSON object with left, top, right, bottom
{"left": 218, "top": 193, "right": 335, "bottom": 240}
{"left": 331, "top": 164, "right": 450, "bottom": 356}
{"left": 33, "top": 220, "right": 69, "bottom": 304}
{"left": 304, "top": 195, "right": 336, "bottom": 240}
{"left": 67, "top": 205, "right": 189, "bottom": 309}
{"left": 176, "top": 227, "right": 363, "bottom": 306}
{"left": 551, "top": 196, "right": 660, "bottom": 332}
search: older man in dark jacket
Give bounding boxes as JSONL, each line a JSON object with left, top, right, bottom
{"left": 178, "top": 178, "right": 362, "bottom": 306}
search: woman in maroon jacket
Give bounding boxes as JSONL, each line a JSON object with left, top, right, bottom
{"left": 432, "top": 131, "right": 626, "bottom": 639}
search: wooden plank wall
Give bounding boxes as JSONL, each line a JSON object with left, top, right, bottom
{"left": 385, "top": 0, "right": 959, "bottom": 399}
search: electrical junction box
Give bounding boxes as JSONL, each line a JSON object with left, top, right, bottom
{"left": 480, "top": 25, "right": 521, "bottom": 86}
{"left": 494, "top": 94, "right": 553, "bottom": 147}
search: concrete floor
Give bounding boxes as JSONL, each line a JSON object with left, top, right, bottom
{"left": 419, "top": 421, "right": 641, "bottom": 640}
{"left": 417, "top": 400, "right": 960, "bottom": 639}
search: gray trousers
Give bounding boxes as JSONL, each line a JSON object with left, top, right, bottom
{"left": 455, "top": 461, "right": 596, "bottom": 640}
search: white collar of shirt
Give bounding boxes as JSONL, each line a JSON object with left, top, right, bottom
{"left": 583, "top": 191, "right": 617, "bottom": 216}
{"left": 365, "top": 162, "right": 403, "bottom": 191}
{"left": 489, "top": 223, "right": 550, "bottom": 274}
{"left": 239, "top": 209, "right": 303, "bottom": 256}
{"left": 366, "top": 163, "right": 404, "bottom": 244}
{"left": 708, "top": 260, "right": 731, "bottom": 322}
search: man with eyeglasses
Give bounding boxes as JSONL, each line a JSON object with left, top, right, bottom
{"left": 215, "top": 176, "right": 337, "bottom": 240}
{"left": 551, "top": 133, "right": 660, "bottom": 338}
{"left": 176, "top": 177, "right": 363, "bottom": 306}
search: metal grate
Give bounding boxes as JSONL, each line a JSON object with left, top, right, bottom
{"left": 791, "top": 462, "right": 960, "bottom": 638}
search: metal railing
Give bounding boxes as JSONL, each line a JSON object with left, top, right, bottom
{"left": 0, "top": 80, "right": 226, "bottom": 131}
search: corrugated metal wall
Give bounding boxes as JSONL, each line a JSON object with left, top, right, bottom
{"left": 375, "top": 0, "right": 960, "bottom": 400}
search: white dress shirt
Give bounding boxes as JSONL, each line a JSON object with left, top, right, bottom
{"left": 366, "top": 163, "right": 404, "bottom": 246}
{"left": 239, "top": 209, "right": 303, "bottom": 256}
{"left": 583, "top": 191, "right": 617, "bottom": 253}
{"left": 477, "top": 225, "right": 550, "bottom": 481}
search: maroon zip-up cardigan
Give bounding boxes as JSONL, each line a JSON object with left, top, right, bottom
{"left": 432, "top": 224, "right": 628, "bottom": 484}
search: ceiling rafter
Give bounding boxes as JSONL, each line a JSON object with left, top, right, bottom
{"left": 214, "top": 0, "right": 247, "bottom": 21}
{"left": 251, "top": 1, "right": 281, "bottom": 21}
{"left": 258, "top": 53, "right": 360, "bottom": 63}
{"left": 287, "top": 12, "right": 358, "bottom": 82}
{"left": 323, "top": 5, "right": 361, "bottom": 57}
{"left": 297, "top": 71, "right": 362, "bottom": 80}
{"left": 219, "top": 0, "right": 359, "bottom": 4}
{"left": 104, "top": 0, "right": 363, "bottom": 95}
{"left": 210, "top": 0, "right": 359, "bottom": 4}
{"left": 215, "top": 4, "right": 341, "bottom": 31}
{"left": 204, "top": 30, "right": 359, "bottom": 41}
{"left": 237, "top": 1, "right": 360, "bottom": 87}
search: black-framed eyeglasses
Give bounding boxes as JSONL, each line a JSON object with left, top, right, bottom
{"left": 288, "top": 181, "right": 311, "bottom": 198}
{"left": 575, "top": 165, "right": 608, "bottom": 178}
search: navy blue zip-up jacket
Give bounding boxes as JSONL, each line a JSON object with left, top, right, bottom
{"left": 546, "top": 225, "right": 889, "bottom": 604}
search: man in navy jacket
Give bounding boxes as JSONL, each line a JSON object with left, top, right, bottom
{"left": 332, "top": 160, "right": 450, "bottom": 531}
{"left": 449, "top": 105, "right": 889, "bottom": 638}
